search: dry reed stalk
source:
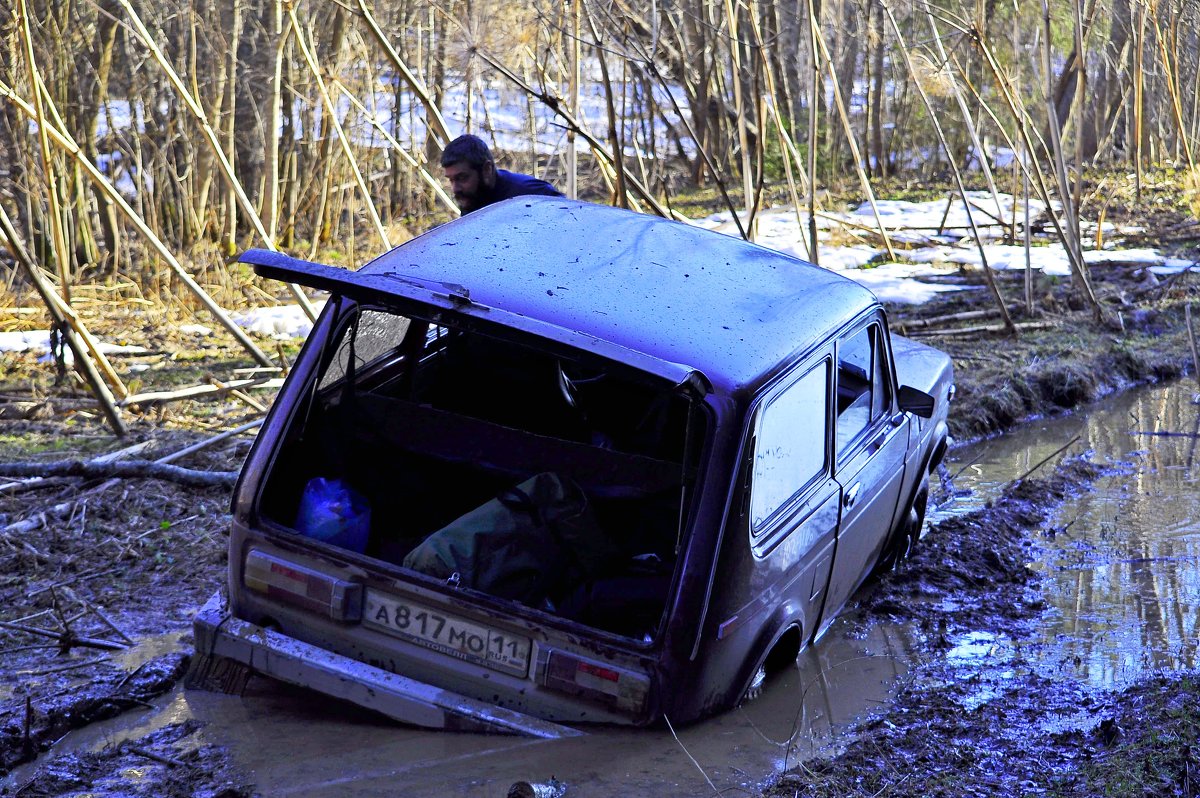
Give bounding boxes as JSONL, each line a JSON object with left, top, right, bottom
{"left": 1148, "top": 4, "right": 1196, "bottom": 173}
{"left": 583, "top": 0, "right": 630, "bottom": 210}
{"left": 1134, "top": 1, "right": 1146, "bottom": 200}
{"left": 467, "top": 46, "right": 674, "bottom": 220}
{"left": 17, "top": 0, "right": 71, "bottom": 301}
{"left": 881, "top": 1, "right": 1013, "bottom": 333}
{"left": 722, "top": 0, "right": 759, "bottom": 239}
{"left": 746, "top": 0, "right": 817, "bottom": 257}
{"left": 948, "top": 9, "right": 1099, "bottom": 315}
{"left": 809, "top": 17, "right": 897, "bottom": 261}
{"left": 336, "top": 90, "right": 457, "bottom": 212}
{"left": 924, "top": 13, "right": 1006, "bottom": 221}
{"left": 287, "top": 6, "right": 390, "bottom": 248}
{"left": 0, "top": 78, "right": 275, "bottom": 368}
{"left": 805, "top": 0, "right": 821, "bottom": 262}
{"left": 605, "top": 24, "right": 749, "bottom": 236}
{"left": 1040, "top": 0, "right": 1100, "bottom": 322}
{"left": 355, "top": 0, "right": 451, "bottom": 148}
{"left": 112, "top": 0, "right": 317, "bottom": 322}
{"left": 263, "top": 0, "right": 287, "bottom": 242}
{"left": 0, "top": 203, "right": 126, "bottom": 435}
{"left": 567, "top": 0, "right": 581, "bottom": 200}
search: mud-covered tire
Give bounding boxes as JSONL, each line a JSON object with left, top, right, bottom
{"left": 875, "top": 478, "right": 928, "bottom": 574}
{"left": 741, "top": 665, "right": 768, "bottom": 704}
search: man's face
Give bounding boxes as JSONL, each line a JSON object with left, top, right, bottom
{"left": 444, "top": 161, "right": 494, "bottom": 212}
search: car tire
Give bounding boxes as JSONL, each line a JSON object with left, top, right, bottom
{"left": 875, "top": 477, "right": 929, "bottom": 573}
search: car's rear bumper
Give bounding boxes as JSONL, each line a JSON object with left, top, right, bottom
{"left": 189, "top": 591, "right": 584, "bottom": 739}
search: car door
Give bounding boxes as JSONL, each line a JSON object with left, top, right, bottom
{"left": 746, "top": 354, "right": 840, "bottom": 643}
{"left": 825, "top": 316, "right": 910, "bottom": 612}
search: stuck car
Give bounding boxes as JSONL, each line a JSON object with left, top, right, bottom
{"left": 190, "top": 197, "right": 953, "bottom": 735}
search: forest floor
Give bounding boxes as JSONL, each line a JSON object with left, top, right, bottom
{"left": 1, "top": 171, "right": 1199, "bottom": 796}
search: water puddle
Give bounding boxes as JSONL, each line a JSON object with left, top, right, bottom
{"left": 8, "top": 381, "right": 1200, "bottom": 795}
{"left": 945, "top": 380, "right": 1200, "bottom": 690}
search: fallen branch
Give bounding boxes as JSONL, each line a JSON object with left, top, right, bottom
{"left": 19, "top": 655, "right": 109, "bottom": 676}
{"left": 897, "top": 305, "right": 1022, "bottom": 332}
{"left": 0, "top": 619, "right": 127, "bottom": 652}
{"left": 156, "top": 419, "right": 261, "bottom": 465}
{"left": 127, "top": 745, "right": 186, "bottom": 768}
{"left": 120, "top": 377, "right": 281, "bottom": 409}
{"left": 0, "top": 459, "right": 237, "bottom": 487}
{"left": 1, "top": 422, "right": 252, "bottom": 541}
{"left": 904, "top": 320, "right": 1060, "bottom": 337}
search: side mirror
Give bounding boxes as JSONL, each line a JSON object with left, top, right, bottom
{"left": 897, "top": 385, "right": 936, "bottom": 418}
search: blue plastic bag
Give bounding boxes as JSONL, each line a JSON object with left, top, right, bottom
{"left": 295, "top": 477, "right": 371, "bottom": 553}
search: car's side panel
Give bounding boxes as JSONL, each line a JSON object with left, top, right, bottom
{"left": 825, "top": 318, "right": 910, "bottom": 613}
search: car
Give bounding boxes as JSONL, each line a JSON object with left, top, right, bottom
{"left": 189, "top": 196, "right": 954, "bottom": 736}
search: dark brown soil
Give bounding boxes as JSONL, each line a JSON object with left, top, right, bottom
{"left": 862, "top": 456, "right": 1108, "bottom": 639}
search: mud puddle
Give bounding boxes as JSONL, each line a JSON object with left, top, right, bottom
{"left": 7, "top": 380, "right": 1200, "bottom": 796}
{"left": 5, "top": 618, "right": 921, "bottom": 796}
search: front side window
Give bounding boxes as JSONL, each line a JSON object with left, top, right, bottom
{"left": 836, "top": 322, "right": 892, "bottom": 454}
{"left": 750, "top": 360, "right": 831, "bottom": 530}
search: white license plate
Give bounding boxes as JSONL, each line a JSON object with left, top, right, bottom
{"left": 363, "top": 590, "right": 532, "bottom": 677}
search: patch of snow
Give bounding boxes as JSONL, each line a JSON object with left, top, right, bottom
{"left": 232, "top": 302, "right": 325, "bottom": 340}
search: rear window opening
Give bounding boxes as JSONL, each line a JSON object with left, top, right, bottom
{"left": 258, "top": 304, "right": 706, "bottom": 643}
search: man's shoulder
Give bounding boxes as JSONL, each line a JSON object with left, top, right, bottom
{"left": 494, "top": 169, "right": 564, "bottom": 199}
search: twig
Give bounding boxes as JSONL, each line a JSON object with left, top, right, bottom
{"left": 0, "top": 619, "right": 127, "bottom": 651}
{"left": 84, "top": 601, "right": 135, "bottom": 646}
{"left": 25, "top": 566, "right": 120, "bottom": 599}
{"left": 1013, "top": 435, "right": 1082, "bottom": 483}
{"left": 19, "top": 655, "right": 109, "bottom": 676}
{"left": 113, "top": 661, "right": 147, "bottom": 693}
{"left": 127, "top": 745, "right": 186, "bottom": 768}
{"left": 663, "top": 714, "right": 721, "bottom": 796}
{"left": 0, "top": 460, "right": 237, "bottom": 488}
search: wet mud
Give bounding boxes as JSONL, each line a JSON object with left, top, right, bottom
{"left": 862, "top": 456, "right": 1107, "bottom": 640}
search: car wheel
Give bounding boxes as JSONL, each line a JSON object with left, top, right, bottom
{"left": 876, "top": 478, "right": 928, "bottom": 573}
{"left": 742, "top": 665, "right": 768, "bottom": 703}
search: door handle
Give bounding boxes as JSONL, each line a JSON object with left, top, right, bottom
{"left": 843, "top": 482, "right": 862, "bottom": 509}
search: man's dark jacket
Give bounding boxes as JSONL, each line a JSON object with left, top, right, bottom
{"left": 475, "top": 169, "right": 563, "bottom": 209}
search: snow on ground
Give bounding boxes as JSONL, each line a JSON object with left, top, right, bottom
{"left": 0, "top": 330, "right": 151, "bottom": 361}
{"left": 2, "top": 194, "right": 1194, "bottom": 354}
{"left": 232, "top": 301, "right": 325, "bottom": 340}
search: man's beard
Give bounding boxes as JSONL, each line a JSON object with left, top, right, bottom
{"left": 454, "top": 191, "right": 478, "bottom": 211}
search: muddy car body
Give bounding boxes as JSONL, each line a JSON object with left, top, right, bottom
{"left": 192, "top": 198, "right": 953, "bottom": 734}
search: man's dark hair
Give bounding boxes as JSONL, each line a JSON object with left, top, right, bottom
{"left": 441, "top": 134, "right": 494, "bottom": 169}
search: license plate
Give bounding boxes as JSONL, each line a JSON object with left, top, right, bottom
{"left": 363, "top": 589, "right": 532, "bottom": 677}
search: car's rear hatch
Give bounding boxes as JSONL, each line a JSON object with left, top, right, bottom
{"left": 223, "top": 250, "right": 712, "bottom": 726}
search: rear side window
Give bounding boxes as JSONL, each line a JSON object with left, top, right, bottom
{"left": 750, "top": 359, "right": 831, "bottom": 530}
{"left": 318, "top": 307, "right": 412, "bottom": 390}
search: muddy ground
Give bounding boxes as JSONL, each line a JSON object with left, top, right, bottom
{"left": 2, "top": 174, "right": 1199, "bottom": 796}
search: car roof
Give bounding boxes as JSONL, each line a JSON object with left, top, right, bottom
{"left": 361, "top": 198, "right": 876, "bottom": 394}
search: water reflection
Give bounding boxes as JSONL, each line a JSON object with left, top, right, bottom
{"left": 946, "top": 381, "right": 1200, "bottom": 688}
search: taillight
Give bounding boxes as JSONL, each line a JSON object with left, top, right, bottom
{"left": 244, "top": 549, "right": 363, "bottom": 622}
{"left": 538, "top": 649, "right": 650, "bottom": 714}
